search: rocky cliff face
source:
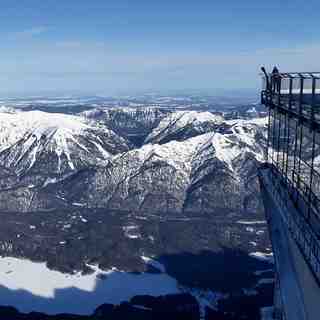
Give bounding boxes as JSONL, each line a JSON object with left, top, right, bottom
{"left": 81, "top": 107, "right": 169, "bottom": 146}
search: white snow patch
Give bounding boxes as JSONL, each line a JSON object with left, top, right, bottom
{"left": 141, "top": 256, "right": 166, "bottom": 273}
{"left": 237, "top": 220, "right": 266, "bottom": 225}
{"left": 247, "top": 106, "right": 257, "bottom": 113}
{"left": 126, "top": 234, "right": 140, "bottom": 239}
{"left": 0, "top": 257, "right": 180, "bottom": 315}
{"left": 123, "top": 225, "right": 141, "bottom": 239}
{"left": 250, "top": 252, "right": 274, "bottom": 264}
{"left": 91, "top": 140, "right": 111, "bottom": 159}
{"left": 72, "top": 202, "right": 85, "bottom": 207}
{"left": 43, "top": 177, "right": 57, "bottom": 187}
{"left": 256, "top": 278, "right": 274, "bottom": 286}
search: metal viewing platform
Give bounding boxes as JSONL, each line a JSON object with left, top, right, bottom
{"left": 261, "top": 71, "right": 320, "bottom": 128}
{"left": 259, "top": 68, "right": 320, "bottom": 320}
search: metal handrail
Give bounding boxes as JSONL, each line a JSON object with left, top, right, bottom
{"left": 261, "top": 68, "right": 320, "bottom": 132}
{"left": 277, "top": 73, "right": 320, "bottom": 79}
{"left": 262, "top": 72, "right": 320, "bottom": 79}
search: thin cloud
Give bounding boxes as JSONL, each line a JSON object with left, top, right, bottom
{"left": 55, "top": 41, "right": 83, "bottom": 48}
{"left": 55, "top": 41, "right": 107, "bottom": 49}
{"left": 10, "top": 26, "right": 49, "bottom": 38}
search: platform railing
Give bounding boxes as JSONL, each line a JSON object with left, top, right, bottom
{"left": 261, "top": 68, "right": 320, "bottom": 287}
{"left": 261, "top": 71, "right": 320, "bottom": 127}
{"left": 261, "top": 164, "right": 320, "bottom": 287}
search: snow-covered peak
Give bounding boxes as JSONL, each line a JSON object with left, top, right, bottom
{"left": 165, "top": 111, "right": 223, "bottom": 126}
{"left": 0, "top": 110, "right": 91, "bottom": 152}
{"left": 0, "top": 106, "right": 18, "bottom": 114}
{"left": 211, "top": 117, "right": 268, "bottom": 170}
{"left": 225, "top": 117, "right": 268, "bottom": 130}
{"left": 122, "top": 133, "right": 213, "bottom": 173}
{"left": 211, "top": 133, "right": 241, "bottom": 170}
{"left": 20, "top": 110, "right": 90, "bottom": 134}
{"left": 0, "top": 110, "right": 130, "bottom": 179}
{"left": 145, "top": 111, "right": 224, "bottom": 144}
{"left": 115, "top": 116, "right": 266, "bottom": 175}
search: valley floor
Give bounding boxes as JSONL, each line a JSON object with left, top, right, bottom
{"left": 0, "top": 209, "right": 274, "bottom": 317}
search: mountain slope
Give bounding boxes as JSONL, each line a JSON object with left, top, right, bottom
{"left": 145, "top": 111, "right": 224, "bottom": 145}
{"left": 45, "top": 117, "right": 267, "bottom": 215}
{"left": 0, "top": 110, "right": 130, "bottom": 186}
{"left": 81, "top": 107, "right": 169, "bottom": 146}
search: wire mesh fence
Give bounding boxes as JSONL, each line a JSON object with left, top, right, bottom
{"left": 261, "top": 70, "right": 320, "bottom": 286}
{"left": 261, "top": 72, "right": 320, "bottom": 123}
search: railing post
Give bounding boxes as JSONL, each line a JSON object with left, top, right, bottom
{"left": 311, "top": 76, "right": 316, "bottom": 124}
{"left": 288, "top": 76, "right": 293, "bottom": 111}
{"left": 299, "top": 75, "right": 304, "bottom": 119}
{"left": 267, "top": 108, "right": 271, "bottom": 163}
{"left": 278, "top": 75, "right": 282, "bottom": 106}
{"left": 308, "top": 130, "right": 316, "bottom": 221}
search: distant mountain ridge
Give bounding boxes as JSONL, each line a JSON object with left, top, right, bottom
{"left": 81, "top": 107, "right": 170, "bottom": 146}
{"left": 145, "top": 111, "right": 224, "bottom": 145}
{"left": 0, "top": 108, "right": 267, "bottom": 215}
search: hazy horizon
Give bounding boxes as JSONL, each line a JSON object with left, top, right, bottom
{"left": 0, "top": 0, "right": 319, "bottom": 94}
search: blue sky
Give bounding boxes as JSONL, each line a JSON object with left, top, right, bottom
{"left": 0, "top": 0, "right": 319, "bottom": 95}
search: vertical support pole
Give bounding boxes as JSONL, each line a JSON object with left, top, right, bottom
{"left": 266, "top": 108, "right": 271, "bottom": 163}
{"left": 299, "top": 75, "right": 304, "bottom": 118}
{"left": 308, "top": 130, "right": 316, "bottom": 220}
{"left": 282, "top": 112, "right": 287, "bottom": 176}
{"left": 278, "top": 75, "right": 282, "bottom": 106}
{"left": 308, "top": 76, "right": 317, "bottom": 220}
{"left": 311, "top": 77, "right": 316, "bottom": 123}
{"left": 272, "top": 109, "right": 277, "bottom": 177}
{"left": 285, "top": 114, "right": 291, "bottom": 183}
{"left": 297, "top": 124, "right": 303, "bottom": 191}
{"left": 276, "top": 112, "right": 282, "bottom": 173}
{"left": 292, "top": 119, "right": 299, "bottom": 203}
{"left": 288, "top": 76, "right": 293, "bottom": 110}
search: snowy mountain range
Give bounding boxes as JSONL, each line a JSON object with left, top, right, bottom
{"left": 0, "top": 106, "right": 273, "bottom": 319}
{"left": 49, "top": 118, "right": 266, "bottom": 215}
{"left": 0, "top": 108, "right": 267, "bottom": 216}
